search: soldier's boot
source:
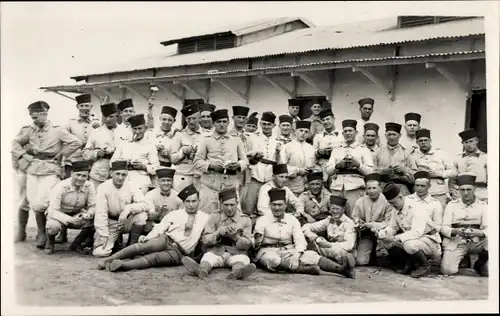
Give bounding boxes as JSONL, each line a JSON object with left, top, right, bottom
{"left": 396, "top": 254, "right": 414, "bottom": 275}
{"left": 69, "top": 227, "right": 93, "bottom": 252}
{"left": 227, "top": 262, "right": 257, "bottom": 280}
{"left": 111, "top": 235, "right": 124, "bottom": 254}
{"left": 295, "top": 264, "right": 322, "bottom": 275}
{"left": 81, "top": 227, "right": 95, "bottom": 249}
{"left": 44, "top": 234, "right": 56, "bottom": 255}
{"left": 410, "top": 250, "right": 431, "bottom": 278}
{"left": 108, "top": 250, "right": 179, "bottom": 272}
{"left": 473, "top": 250, "right": 489, "bottom": 277}
{"left": 55, "top": 227, "right": 68, "bottom": 244}
{"left": 128, "top": 224, "right": 144, "bottom": 246}
{"left": 181, "top": 256, "right": 211, "bottom": 279}
{"left": 387, "top": 247, "right": 406, "bottom": 271}
{"left": 318, "top": 256, "right": 354, "bottom": 279}
{"left": 459, "top": 254, "right": 471, "bottom": 268}
{"left": 15, "top": 208, "right": 29, "bottom": 243}
{"left": 34, "top": 212, "right": 47, "bottom": 249}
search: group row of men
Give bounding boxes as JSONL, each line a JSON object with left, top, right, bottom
{"left": 11, "top": 93, "right": 488, "bottom": 280}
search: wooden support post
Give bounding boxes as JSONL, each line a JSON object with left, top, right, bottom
{"left": 291, "top": 72, "right": 329, "bottom": 96}
{"left": 352, "top": 66, "right": 394, "bottom": 101}
{"left": 425, "top": 63, "right": 469, "bottom": 94}
{"left": 326, "top": 70, "right": 335, "bottom": 102}
{"left": 120, "top": 84, "right": 149, "bottom": 101}
{"left": 260, "top": 75, "right": 294, "bottom": 97}
{"left": 205, "top": 79, "right": 211, "bottom": 102}
{"left": 211, "top": 78, "right": 249, "bottom": 103}
{"left": 154, "top": 82, "right": 183, "bottom": 101}
{"left": 119, "top": 87, "right": 127, "bottom": 101}
{"left": 173, "top": 81, "right": 204, "bottom": 99}
{"left": 47, "top": 90, "right": 76, "bottom": 101}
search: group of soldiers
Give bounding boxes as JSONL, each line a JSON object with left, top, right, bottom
{"left": 12, "top": 93, "right": 488, "bottom": 280}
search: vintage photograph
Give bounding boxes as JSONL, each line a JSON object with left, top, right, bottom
{"left": 1, "top": 1, "right": 498, "bottom": 314}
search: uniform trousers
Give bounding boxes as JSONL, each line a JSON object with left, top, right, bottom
{"left": 173, "top": 174, "right": 194, "bottom": 193}
{"left": 240, "top": 178, "right": 264, "bottom": 216}
{"left": 26, "top": 174, "right": 60, "bottom": 212}
{"left": 441, "top": 239, "right": 487, "bottom": 275}
{"left": 17, "top": 171, "right": 30, "bottom": 212}
{"left": 381, "top": 236, "right": 442, "bottom": 258}
{"left": 330, "top": 187, "right": 365, "bottom": 218}
{"left": 255, "top": 245, "right": 320, "bottom": 271}
{"left": 92, "top": 212, "right": 148, "bottom": 257}
{"left": 198, "top": 183, "right": 242, "bottom": 214}
{"left": 201, "top": 252, "right": 250, "bottom": 268}
{"left": 46, "top": 211, "right": 93, "bottom": 236}
{"left": 356, "top": 230, "right": 378, "bottom": 266}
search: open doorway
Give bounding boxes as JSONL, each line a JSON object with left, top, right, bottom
{"left": 295, "top": 95, "right": 329, "bottom": 119}
{"left": 466, "top": 90, "right": 487, "bottom": 152}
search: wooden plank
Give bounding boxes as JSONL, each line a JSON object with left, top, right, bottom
{"left": 47, "top": 90, "right": 76, "bottom": 101}
{"left": 426, "top": 63, "right": 468, "bottom": 94}
{"left": 120, "top": 84, "right": 149, "bottom": 101}
{"left": 94, "top": 87, "right": 114, "bottom": 100}
{"left": 174, "top": 81, "right": 204, "bottom": 99}
{"left": 261, "top": 75, "right": 293, "bottom": 97}
{"left": 352, "top": 66, "right": 394, "bottom": 100}
{"left": 154, "top": 82, "right": 183, "bottom": 101}
{"left": 291, "top": 72, "right": 328, "bottom": 95}
{"left": 327, "top": 70, "right": 335, "bottom": 102}
{"left": 205, "top": 79, "right": 211, "bottom": 102}
{"left": 211, "top": 78, "right": 248, "bottom": 103}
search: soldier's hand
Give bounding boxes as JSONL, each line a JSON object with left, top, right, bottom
{"left": 226, "top": 162, "right": 240, "bottom": 171}
{"left": 289, "top": 254, "right": 300, "bottom": 271}
{"left": 97, "top": 150, "right": 106, "bottom": 158}
{"left": 218, "top": 227, "right": 228, "bottom": 237}
{"left": 335, "top": 161, "right": 346, "bottom": 170}
{"left": 105, "top": 146, "right": 115, "bottom": 155}
{"left": 81, "top": 212, "right": 92, "bottom": 220}
{"left": 92, "top": 121, "right": 101, "bottom": 129}
{"left": 316, "top": 237, "right": 331, "bottom": 248}
{"left": 131, "top": 160, "right": 146, "bottom": 170}
{"left": 317, "top": 148, "right": 326, "bottom": 156}
{"left": 118, "top": 209, "right": 131, "bottom": 225}
{"left": 138, "top": 235, "right": 148, "bottom": 243}
{"left": 393, "top": 165, "right": 405, "bottom": 174}
{"left": 156, "top": 144, "right": 165, "bottom": 152}
{"left": 182, "top": 146, "right": 191, "bottom": 155}
{"left": 209, "top": 160, "right": 225, "bottom": 172}
{"left": 306, "top": 233, "right": 319, "bottom": 241}
{"left": 276, "top": 142, "right": 282, "bottom": 152}
{"left": 297, "top": 168, "right": 308, "bottom": 176}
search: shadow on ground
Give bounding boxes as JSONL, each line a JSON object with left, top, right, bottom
{"left": 14, "top": 227, "right": 488, "bottom": 306}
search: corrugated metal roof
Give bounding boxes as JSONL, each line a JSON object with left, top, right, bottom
{"left": 45, "top": 50, "right": 485, "bottom": 92}
{"left": 71, "top": 17, "right": 484, "bottom": 80}
{"left": 159, "top": 17, "right": 314, "bottom": 46}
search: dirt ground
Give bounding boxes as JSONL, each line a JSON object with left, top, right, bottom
{"left": 14, "top": 225, "right": 488, "bottom": 306}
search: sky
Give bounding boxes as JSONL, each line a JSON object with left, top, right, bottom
{"left": 1, "top": 1, "right": 494, "bottom": 130}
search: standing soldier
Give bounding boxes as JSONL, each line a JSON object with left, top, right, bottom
{"left": 438, "top": 174, "right": 488, "bottom": 277}
{"left": 194, "top": 109, "right": 249, "bottom": 214}
{"left": 257, "top": 164, "right": 304, "bottom": 219}
{"left": 279, "top": 120, "right": 317, "bottom": 196}
{"left": 377, "top": 184, "right": 442, "bottom": 278}
{"left": 412, "top": 128, "right": 456, "bottom": 207}
{"left": 276, "top": 115, "right": 295, "bottom": 145}
{"left": 298, "top": 172, "right": 332, "bottom": 225}
{"left": 326, "top": 120, "right": 373, "bottom": 218}
{"left": 305, "top": 100, "right": 325, "bottom": 143}
{"left": 181, "top": 187, "right": 256, "bottom": 280}
{"left": 44, "top": 161, "right": 96, "bottom": 254}
{"left": 362, "top": 123, "right": 380, "bottom": 155}
{"left": 400, "top": 112, "right": 421, "bottom": 155}
{"left": 244, "top": 112, "right": 259, "bottom": 133}
{"left": 144, "top": 168, "right": 183, "bottom": 234}
{"left": 115, "top": 99, "right": 136, "bottom": 144}
{"left": 302, "top": 195, "right": 357, "bottom": 278}
{"left": 83, "top": 102, "right": 119, "bottom": 190}
{"left": 151, "top": 106, "right": 178, "bottom": 168}
{"left": 406, "top": 171, "right": 444, "bottom": 225}
{"left": 254, "top": 188, "right": 354, "bottom": 277}
{"left": 92, "top": 160, "right": 150, "bottom": 258}
{"left": 199, "top": 103, "right": 216, "bottom": 133}
{"left": 373, "top": 122, "right": 417, "bottom": 196}
{"left": 11, "top": 101, "right": 81, "bottom": 249}
{"left": 229, "top": 106, "right": 252, "bottom": 196}
{"left": 313, "top": 109, "right": 342, "bottom": 184}
{"left": 351, "top": 173, "right": 393, "bottom": 266}
{"left": 241, "top": 111, "right": 279, "bottom": 217}
{"left": 355, "top": 97, "right": 377, "bottom": 145}
{"left": 452, "top": 129, "right": 488, "bottom": 202}
{"left": 170, "top": 104, "right": 205, "bottom": 192}
{"left": 110, "top": 114, "right": 160, "bottom": 194}
{"left": 286, "top": 98, "right": 301, "bottom": 131}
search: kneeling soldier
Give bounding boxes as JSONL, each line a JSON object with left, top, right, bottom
{"left": 298, "top": 172, "right": 332, "bottom": 226}
{"left": 92, "top": 160, "right": 150, "bottom": 257}
{"left": 253, "top": 188, "right": 354, "bottom": 277}
{"left": 96, "top": 184, "right": 209, "bottom": 272}
{"left": 439, "top": 173, "right": 488, "bottom": 277}
{"left": 302, "top": 196, "right": 357, "bottom": 278}
{"left": 181, "top": 187, "right": 256, "bottom": 280}
{"left": 377, "top": 184, "right": 442, "bottom": 278}
{"left": 44, "top": 161, "right": 96, "bottom": 254}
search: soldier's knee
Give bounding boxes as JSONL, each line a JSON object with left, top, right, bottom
{"left": 440, "top": 264, "right": 459, "bottom": 276}
{"left": 261, "top": 254, "right": 281, "bottom": 270}
{"left": 93, "top": 246, "right": 112, "bottom": 258}
{"left": 132, "top": 212, "right": 148, "bottom": 226}
{"left": 46, "top": 219, "right": 62, "bottom": 236}
{"left": 402, "top": 240, "right": 421, "bottom": 254}
{"left": 356, "top": 253, "right": 370, "bottom": 266}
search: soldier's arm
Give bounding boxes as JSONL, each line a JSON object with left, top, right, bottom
{"left": 109, "top": 143, "right": 123, "bottom": 166}
{"left": 396, "top": 209, "right": 428, "bottom": 243}
{"left": 433, "top": 201, "right": 444, "bottom": 226}
{"left": 235, "top": 217, "right": 253, "bottom": 251}
{"left": 11, "top": 127, "right": 31, "bottom": 162}
{"left": 46, "top": 182, "right": 74, "bottom": 225}
{"left": 292, "top": 217, "right": 307, "bottom": 253}
{"left": 127, "top": 186, "right": 150, "bottom": 214}
{"left": 287, "top": 187, "right": 304, "bottom": 216}
{"left": 145, "top": 144, "right": 160, "bottom": 175}
{"left": 253, "top": 217, "right": 266, "bottom": 249}
{"left": 480, "top": 205, "right": 488, "bottom": 238}
{"left": 82, "top": 131, "right": 99, "bottom": 161}
{"left": 193, "top": 138, "right": 211, "bottom": 173}
{"left": 145, "top": 191, "right": 159, "bottom": 220}
{"left": 312, "top": 134, "right": 321, "bottom": 157}
{"left": 58, "top": 127, "right": 82, "bottom": 158}
{"left": 358, "top": 147, "right": 374, "bottom": 175}
{"left": 370, "top": 202, "right": 393, "bottom": 231}
{"left": 440, "top": 150, "right": 457, "bottom": 179}
{"left": 378, "top": 209, "right": 398, "bottom": 237}
{"left": 335, "top": 222, "right": 357, "bottom": 251}
{"left": 94, "top": 186, "right": 110, "bottom": 238}
{"left": 146, "top": 211, "right": 173, "bottom": 239}
{"left": 325, "top": 149, "right": 338, "bottom": 176}
{"left": 439, "top": 202, "right": 454, "bottom": 238}
{"left": 302, "top": 217, "right": 328, "bottom": 239}
{"left": 351, "top": 199, "right": 363, "bottom": 223}
{"left": 169, "top": 134, "right": 186, "bottom": 164}
{"left": 256, "top": 185, "right": 272, "bottom": 217}
{"left": 401, "top": 151, "right": 417, "bottom": 182}
{"left": 201, "top": 214, "right": 220, "bottom": 248}
{"left": 85, "top": 182, "right": 97, "bottom": 218}
{"left": 236, "top": 138, "right": 249, "bottom": 171}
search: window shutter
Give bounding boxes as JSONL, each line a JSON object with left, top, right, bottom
{"left": 215, "top": 34, "right": 236, "bottom": 50}
{"left": 398, "top": 16, "right": 436, "bottom": 28}
{"left": 436, "top": 16, "right": 471, "bottom": 23}
{"left": 178, "top": 40, "right": 197, "bottom": 54}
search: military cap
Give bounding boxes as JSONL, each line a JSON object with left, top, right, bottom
{"left": 330, "top": 195, "right": 347, "bottom": 207}
{"left": 279, "top": 115, "right": 294, "bottom": 124}
{"left": 342, "top": 119, "right": 357, "bottom": 129}
{"left": 211, "top": 109, "right": 229, "bottom": 122}
{"left": 219, "top": 187, "right": 238, "bottom": 202}
{"left": 111, "top": 160, "right": 128, "bottom": 171}
{"left": 405, "top": 112, "right": 422, "bottom": 123}
{"left": 28, "top": 101, "right": 50, "bottom": 112}
{"left": 117, "top": 99, "right": 134, "bottom": 111}
{"left": 232, "top": 106, "right": 250, "bottom": 117}
{"left": 178, "top": 184, "right": 198, "bottom": 201}
{"left": 307, "top": 172, "right": 323, "bottom": 183}
{"left": 268, "top": 188, "right": 287, "bottom": 202}
{"left": 414, "top": 170, "right": 431, "bottom": 180}
{"left": 358, "top": 97, "right": 374, "bottom": 107}
{"left": 456, "top": 173, "right": 477, "bottom": 186}
{"left": 128, "top": 114, "right": 146, "bottom": 128}
{"left": 273, "top": 164, "right": 288, "bottom": 175}
{"left": 181, "top": 104, "right": 199, "bottom": 117}
{"left": 458, "top": 129, "right": 477, "bottom": 142}
{"left": 76, "top": 93, "right": 92, "bottom": 105}
{"left": 156, "top": 168, "right": 175, "bottom": 179}
{"left": 246, "top": 113, "right": 258, "bottom": 126}
{"left": 261, "top": 111, "right": 276, "bottom": 124}
{"left": 199, "top": 103, "right": 216, "bottom": 113}
{"left": 364, "top": 173, "right": 381, "bottom": 183}
{"left": 364, "top": 123, "right": 379, "bottom": 133}
{"left": 161, "top": 106, "right": 178, "bottom": 118}
{"left": 383, "top": 183, "right": 401, "bottom": 200}
{"left": 385, "top": 122, "right": 402, "bottom": 134}
{"left": 319, "top": 109, "right": 334, "bottom": 119}
{"left": 416, "top": 128, "right": 431, "bottom": 139}
{"left": 71, "top": 161, "right": 90, "bottom": 173}
{"left": 101, "top": 103, "right": 118, "bottom": 117}
{"left": 296, "top": 120, "right": 311, "bottom": 130}
{"left": 288, "top": 98, "right": 301, "bottom": 107}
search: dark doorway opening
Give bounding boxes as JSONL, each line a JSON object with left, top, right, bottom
{"left": 466, "top": 90, "right": 487, "bottom": 153}
{"left": 295, "top": 96, "right": 329, "bottom": 119}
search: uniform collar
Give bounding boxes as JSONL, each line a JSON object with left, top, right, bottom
{"left": 398, "top": 201, "right": 411, "bottom": 215}
{"left": 329, "top": 214, "right": 346, "bottom": 225}
{"left": 459, "top": 198, "right": 478, "bottom": 208}
{"left": 323, "top": 129, "right": 339, "bottom": 137}
{"left": 230, "top": 128, "right": 244, "bottom": 136}
{"left": 387, "top": 143, "right": 403, "bottom": 151}
{"left": 185, "top": 126, "right": 201, "bottom": 135}
{"left": 221, "top": 211, "right": 241, "bottom": 223}
{"left": 462, "top": 150, "right": 481, "bottom": 157}
{"left": 272, "top": 214, "right": 289, "bottom": 223}
{"left": 342, "top": 141, "right": 359, "bottom": 148}
{"left": 33, "top": 121, "right": 53, "bottom": 132}
{"left": 212, "top": 131, "right": 230, "bottom": 140}
{"left": 77, "top": 116, "right": 92, "bottom": 123}
{"left": 413, "top": 193, "right": 433, "bottom": 204}
{"left": 419, "top": 147, "right": 435, "bottom": 155}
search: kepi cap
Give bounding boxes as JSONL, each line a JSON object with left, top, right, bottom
{"left": 268, "top": 188, "right": 286, "bottom": 202}
{"left": 219, "top": 187, "right": 238, "bottom": 202}
{"left": 127, "top": 114, "right": 146, "bottom": 128}
{"left": 161, "top": 106, "right": 178, "bottom": 118}
{"left": 382, "top": 183, "right": 401, "bottom": 200}
{"left": 416, "top": 128, "right": 431, "bottom": 139}
{"left": 330, "top": 195, "right": 347, "bottom": 207}
{"left": 307, "top": 172, "right": 323, "bottom": 182}
{"left": 178, "top": 184, "right": 198, "bottom": 201}
{"left": 71, "top": 161, "right": 90, "bottom": 173}
{"left": 296, "top": 120, "right": 311, "bottom": 130}
{"left": 111, "top": 160, "right": 128, "bottom": 171}
{"left": 385, "top": 122, "right": 402, "bottom": 134}
{"left": 101, "top": 103, "right": 118, "bottom": 117}
{"left": 358, "top": 97, "right": 374, "bottom": 106}
{"left": 458, "top": 129, "right": 477, "bottom": 142}
{"left": 273, "top": 164, "right": 288, "bottom": 175}
{"left": 117, "top": 99, "right": 134, "bottom": 111}
{"left": 211, "top": 109, "right": 229, "bottom": 122}
{"left": 76, "top": 93, "right": 91, "bottom": 105}
{"left": 405, "top": 112, "right": 421, "bottom": 123}
{"left": 28, "top": 101, "right": 50, "bottom": 112}
{"left": 232, "top": 106, "right": 250, "bottom": 117}
{"left": 156, "top": 168, "right": 175, "bottom": 179}
{"left": 261, "top": 111, "right": 276, "bottom": 124}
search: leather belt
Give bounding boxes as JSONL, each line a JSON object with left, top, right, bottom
{"left": 336, "top": 169, "right": 363, "bottom": 176}
{"left": 260, "top": 158, "right": 277, "bottom": 166}
{"left": 451, "top": 223, "right": 481, "bottom": 229}
{"left": 475, "top": 182, "right": 487, "bottom": 188}
{"left": 262, "top": 242, "right": 292, "bottom": 248}
{"left": 213, "top": 169, "right": 238, "bottom": 175}
{"left": 34, "top": 153, "right": 56, "bottom": 160}
{"left": 159, "top": 161, "right": 172, "bottom": 167}
{"left": 102, "top": 153, "right": 113, "bottom": 159}
{"left": 108, "top": 214, "right": 119, "bottom": 221}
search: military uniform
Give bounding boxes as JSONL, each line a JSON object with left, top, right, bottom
{"left": 193, "top": 110, "right": 249, "bottom": 214}
{"left": 110, "top": 114, "right": 160, "bottom": 194}
{"left": 92, "top": 162, "right": 150, "bottom": 258}
{"left": 355, "top": 97, "right": 378, "bottom": 145}
{"left": 273, "top": 115, "right": 295, "bottom": 143}
{"left": 11, "top": 101, "right": 81, "bottom": 248}
{"left": 114, "top": 99, "right": 135, "bottom": 145}
{"left": 304, "top": 114, "right": 324, "bottom": 142}
{"left": 96, "top": 185, "right": 209, "bottom": 272}
{"left": 399, "top": 112, "right": 421, "bottom": 155}
{"left": 298, "top": 187, "right": 332, "bottom": 225}
{"left": 229, "top": 106, "right": 251, "bottom": 196}
{"left": 312, "top": 109, "right": 343, "bottom": 183}
{"left": 406, "top": 193, "right": 443, "bottom": 225}
{"left": 257, "top": 181, "right": 304, "bottom": 218}
{"left": 153, "top": 106, "right": 179, "bottom": 169}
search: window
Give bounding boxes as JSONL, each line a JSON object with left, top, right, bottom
{"left": 398, "top": 16, "right": 474, "bottom": 28}
{"left": 177, "top": 33, "right": 236, "bottom": 55}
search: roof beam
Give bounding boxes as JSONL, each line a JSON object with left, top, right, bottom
{"left": 93, "top": 87, "right": 114, "bottom": 101}
{"left": 47, "top": 90, "right": 76, "bottom": 101}
{"left": 291, "top": 72, "right": 328, "bottom": 96}
{"left": 173, "top": 81, "right": 204, "bottom": 99}
{"left": 152, "top": 82, "right": 183, "bottom": 101}
{"left": 260, "top": 75, "right": 293, "bottom": 97}
{"left": 120, "top": 84, "right": 149, "bottom": 101}
{"left": 425, "top": 62, "right": 469, "bottom": 94}
{"left": 211, "top": 78, "right": 249, "bottom": 103}
{"left": 352, "top": 66, "right": 394, "bottom": 101}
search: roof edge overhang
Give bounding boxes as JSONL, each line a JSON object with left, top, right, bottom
{"left": 43, "top": 50, "right": 485, "bottom": 94}
{"left": 160, "top": 31, "right": 234, "bottom": 46}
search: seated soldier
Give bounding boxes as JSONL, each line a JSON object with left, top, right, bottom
{"left": 406, "top": 171, "right": 444, "bottom": 225}
{"left": 92, "top": 160, "right": 150, "bottom": 258}
{"left": 377, "top": 184, "right": 442, "bottom": 278}
{"left": 97, "top": 184, "right": 209, "bottom": 272}
{"left": 44, "top": 161, "right": 96, "bottom": 254}
{"left": 298, "top": 172, "right": 332, "bottom": 226}
{"left": 437, "top": 174, "right": 488, "bottom": 277}
{"left": 181, "top": 187, "right": 256, "bottom": 280}
{"left": 144, "top": 168, "right": 183, "bottom": 234}
{"left": 256, "top": 164, "right": 304, "bottom": 219}
{"left": 351, "top": 173, "right": 393, "bottom": 266}
{"left": 253, "top": 188, "right": 354, "bottom": 277}
{"left": 302, "top": 196, "right": 357, "bottom": 278}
